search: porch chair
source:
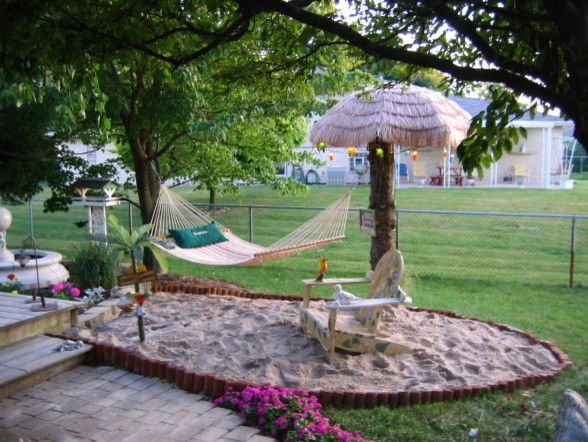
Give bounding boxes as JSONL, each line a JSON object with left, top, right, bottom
{"left": 514, "top": 163, "right": 528, "bottom": 187}
{"left": 412, "top": 161, "right": 427, "bottom": 185}
{"left": 398, "top": 163, "right": 409, "bottom": 182}
{"left": 300, "top": 249, "right": 413, "bottom": 363}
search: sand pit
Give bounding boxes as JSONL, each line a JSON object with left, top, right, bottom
{"left": 91, "top": 292, "right": 561, "bottom": 392}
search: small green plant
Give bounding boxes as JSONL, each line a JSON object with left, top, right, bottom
{"left": 69, "top": 241, "right": 119, "bottom": 291}
{"left": 0, "top": 273, "right": 24, "bottom": 293}
{"left": 101, "top": 215, "right": 168, "bottom": 292}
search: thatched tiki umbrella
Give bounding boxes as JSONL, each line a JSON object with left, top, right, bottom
{"left": 310, "top": 85, "right": 471, "bottom": 268}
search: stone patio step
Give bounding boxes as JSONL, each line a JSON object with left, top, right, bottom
{"left": 0, "top": 335, "right": 92, "bottom": 399}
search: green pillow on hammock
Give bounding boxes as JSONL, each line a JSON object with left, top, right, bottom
{"left": 169, "top": 223, "right": 228, "bottom": 249}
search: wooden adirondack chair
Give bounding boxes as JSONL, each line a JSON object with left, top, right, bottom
{"left": 300, "top": 249, "right": 412, "bottom": 363}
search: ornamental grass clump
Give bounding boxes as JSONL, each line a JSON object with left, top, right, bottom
{"left": 213, "top": 386, "right": 370, "bottom": 442}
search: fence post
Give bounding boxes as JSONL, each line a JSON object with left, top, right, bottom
{"left": 28, "top": 199, "right": 34, "bottom": 238}
{"left": 395, "top": 209, "right": 399, "bottom": 250}
{"left": 569, "top": 216, "right": 577, "bottom": 288}
{"left": 127, "top": 201, "right": 133, "bottom": 234}
{"left": 248, "top": 206, "right": 253, "bottom": 243}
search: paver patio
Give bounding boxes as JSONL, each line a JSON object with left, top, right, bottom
{"left": 0, "top": 365, "right": 275, "bottom": 442}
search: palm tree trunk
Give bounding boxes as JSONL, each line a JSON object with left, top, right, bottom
{"left": 367, "top": 140, "right": 396, "bottom": 269}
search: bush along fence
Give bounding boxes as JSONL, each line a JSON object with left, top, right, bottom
{"left": 49, "top": 277, "right": 572, "bottom": 411}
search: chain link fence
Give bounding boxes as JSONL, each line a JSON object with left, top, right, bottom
{"left": 193, "top": 203, "right": 587, "bottom": 289}
{"left": 5, "top": 199, "right": 585, "bottom": 289}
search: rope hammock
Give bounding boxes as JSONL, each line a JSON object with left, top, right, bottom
{"left": 149, "top": 185, "right": 351, "bottom": 266}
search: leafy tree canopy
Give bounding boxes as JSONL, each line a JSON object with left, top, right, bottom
{"left": 0, "top": 0, "right": 371, "bottom": 219}
{"left": 22, "top": 0, "right": 580, "bottom": 175}
{"left": 241, "top": 0, "right": 587, "bottom": 174}
{"left": 0, "top": 78, "right": 117, "bottom": 211}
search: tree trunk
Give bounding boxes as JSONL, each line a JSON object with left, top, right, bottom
{"left": 208, "top": 187, "right": 216, "bottom": 211}
{"left": 128, "top": 136, "right": 161, "bottom": 271}
{"left": 367, "top": 141, "right": 396, "bottom": 270}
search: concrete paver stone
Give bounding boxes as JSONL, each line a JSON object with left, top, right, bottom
{"left": 0, "top": 365, "right": 272, "bottom": 442}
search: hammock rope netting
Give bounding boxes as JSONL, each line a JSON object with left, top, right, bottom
{"left": 149, "top": 185, "right": 351, "bottom": 266}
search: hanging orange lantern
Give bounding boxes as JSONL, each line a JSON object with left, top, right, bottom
{"left": 347, "top": 146, "right": 357, "bottom": 157}
{"left": 411, "top": 150, "right": 419, "bottom": 161}
{"left": 328, "top": 151, "right": 335, "bottom": 161}
{"left": 442, "top": 147, "right": 448, "bottom": 158}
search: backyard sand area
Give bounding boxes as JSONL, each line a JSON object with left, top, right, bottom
{"left": 90, "top": 292, "right": 561, "bottom": 392}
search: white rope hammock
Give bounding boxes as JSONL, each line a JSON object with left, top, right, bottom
{"left": 149, "top": 185, "right": 351, "bottom": 266}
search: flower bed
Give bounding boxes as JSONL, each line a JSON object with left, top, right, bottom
{"left": 0, "top": 273, "right": 24, "bottom": 293}
{"left": 214, "top": 386, "right": 370, "bottom": 442}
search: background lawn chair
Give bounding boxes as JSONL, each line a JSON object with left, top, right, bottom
{"left": 412, "top": 161, "right": 427, "bottom": 186}
{"left": 300, "top": 249, "right": 413, "bottom": 362}
{"left": 398, "top": 163, "right": 409, "bottom": 182}
{"left": 514, "top": 163, "right": 528, "bottom": 187}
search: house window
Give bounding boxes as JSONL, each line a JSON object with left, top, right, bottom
{"left": 275, "top": 163, "right": 287, "bottom": 176}
{"left": 349, "top": 152, "right": 368, "bottom": 171}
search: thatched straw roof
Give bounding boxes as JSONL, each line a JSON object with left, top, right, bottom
{"left": 309, "top": 85, "right": 471, "bottom": 148}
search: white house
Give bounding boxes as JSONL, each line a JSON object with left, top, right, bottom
{"left": 284, "top": 95, "right": 576, "bottom": 189}
{"left": 67, "top": 140, "right": 132, "bottom": 183}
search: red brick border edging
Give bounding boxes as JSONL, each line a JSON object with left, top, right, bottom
{"left": 47, "top": 282, "right": 573, "bottom": 409}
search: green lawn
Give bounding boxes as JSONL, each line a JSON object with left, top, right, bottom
{"left": 3, "top": 182, "right": 588, "bottom": 441}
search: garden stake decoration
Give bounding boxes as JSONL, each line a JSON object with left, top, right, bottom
{"left": 127, "top": 290, "right": 152, "bottom": 342}
{"left": 20, "top": 237, "right": 58, "bottom": 311}
{"left": 315, "top": 251, "right": 328, "bottom": 282}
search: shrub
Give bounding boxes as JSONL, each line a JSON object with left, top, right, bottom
{"left": 214, "top": 386, "right": 370, "bottom": 442}
{"left": 69, "top": 241, "right": 119, "bottom": 291}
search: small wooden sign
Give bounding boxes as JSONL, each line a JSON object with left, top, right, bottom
{"left": 359, "top": 209, "right": 376, "bottom": 236}
{"left": 118, "top": 270, "right": 158, "bottom": 286}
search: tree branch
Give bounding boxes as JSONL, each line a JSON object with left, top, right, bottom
{"left": 147, "top": 130, "right": 187, "bottom": 162}
{"left": 250, "top": 0, "right": 566, "bottom": 109}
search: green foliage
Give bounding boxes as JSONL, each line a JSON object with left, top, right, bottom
{"left": 458, "top": 85, "right": 530, "bottom": 176}
{"left": 0, "top": 0, "right": 374, "bottom": 216}
{"left": 0, "top": 79, "right": 86, "bottom": 211}
{"left": 365, "top": 60, "right": 445, "bottom": 89}
{"left": 69, "top": 241, "right": 119, "bottom": 291}
{"left": 102, "top": 215, "right": 168, "bottom": 274}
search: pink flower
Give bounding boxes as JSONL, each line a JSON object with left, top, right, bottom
{"left": 70, "top": 287, "right": 81, "bottom": 297}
